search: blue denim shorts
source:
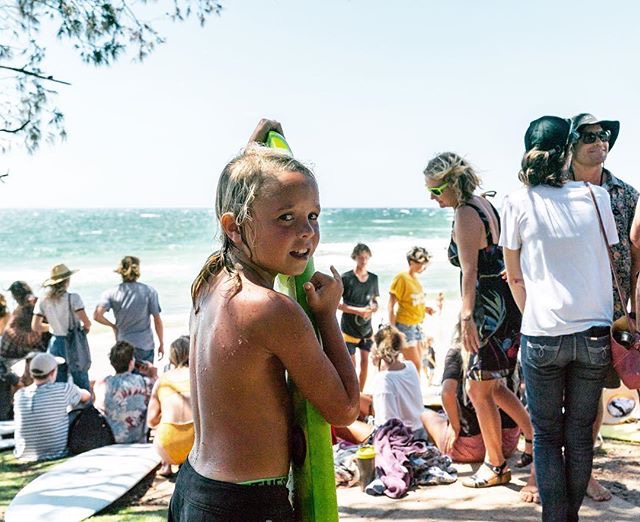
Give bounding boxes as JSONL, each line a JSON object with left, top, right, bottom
{"left": 395, "top": 322, "right": 424, "bottom": 344}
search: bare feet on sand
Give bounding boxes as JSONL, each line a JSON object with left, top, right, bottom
{"left": 519, "top": 474, "right": 540, "bottom": 504}
{"left": 586, "top": 476, "right": 612, "bottom": 502}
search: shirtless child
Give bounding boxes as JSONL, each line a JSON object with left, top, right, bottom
{"left": 168, "top": 120, "right": 360, "bottom": 521}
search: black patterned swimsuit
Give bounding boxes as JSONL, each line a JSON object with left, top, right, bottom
{"left": 448, "top": 200, "right": 522, "bottom": 380}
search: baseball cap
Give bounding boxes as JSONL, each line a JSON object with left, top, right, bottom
{"left": 524, "top": 116, "right": 571, "bottom": 153}
{"left": 30, "top": 353, "right": 65, "bottom": 378}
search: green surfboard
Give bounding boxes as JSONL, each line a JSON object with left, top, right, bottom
{"left": 268, "top": 131, "right": 339, "bottom": 521}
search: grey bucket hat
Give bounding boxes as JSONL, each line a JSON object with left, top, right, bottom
{"left": 571, "top": 113, "right": 620, "bottom": 150}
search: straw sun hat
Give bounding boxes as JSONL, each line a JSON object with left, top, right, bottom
{"left": 42, "top": 263, "right": 78, "bottom": 287}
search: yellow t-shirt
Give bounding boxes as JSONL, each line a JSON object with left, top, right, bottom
{"left": 389, "top": 272, "right": 425, "bottom": 326}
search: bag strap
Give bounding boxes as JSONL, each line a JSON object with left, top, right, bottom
{"left": 67, "top": 294, "right": 79, "bottom": 330}
{"left": 585, "top": 181, "right": 636, "bottom": 333}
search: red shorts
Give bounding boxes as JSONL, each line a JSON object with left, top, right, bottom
{"left": 448, "top": 427, "right": 520, "bottom": 463}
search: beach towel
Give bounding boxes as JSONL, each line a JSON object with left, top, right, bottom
{"left": 372, "top": 418, "right": 428, "bottom": 498}
{"left": 333, "top": 441, "right": 360, "bottom": 487}
{"left": 409, "top": 446, "right": 457, "bottom": 486}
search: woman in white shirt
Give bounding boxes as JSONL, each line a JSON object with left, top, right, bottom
{"left": 500, "top": 116, "right": 617, "bottom": 522}
{"left": 32, "top": 264, "right": 92, "bottom": 390}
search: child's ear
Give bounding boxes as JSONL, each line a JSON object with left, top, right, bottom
{"left": 220, "top": 212, "right": 242, "bottom": 245}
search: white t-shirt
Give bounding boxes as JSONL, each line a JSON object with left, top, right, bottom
{"left": 372, "top": 361, "right": 424, "bottom": 431}
{"left": 34, "top": 292, "right": 84, "bottom": 336}
{"left": 499, "top": 182, "right": 618, "bottom": 336}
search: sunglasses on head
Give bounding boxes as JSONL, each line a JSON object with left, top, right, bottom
{"left": 427, "top": 180, "right": 449, "bottom": 196}
{"left": 579, "top": 129, "right": 611, "bottom": 144}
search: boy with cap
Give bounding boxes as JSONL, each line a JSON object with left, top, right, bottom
{"left": 13, "top": 352, "right": 91, "bottom": 461}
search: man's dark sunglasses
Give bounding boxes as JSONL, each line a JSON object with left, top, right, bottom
{"left": 579, "top": 129, "right": 611, "bottom": 144}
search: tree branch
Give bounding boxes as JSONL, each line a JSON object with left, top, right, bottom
{"left": 0, "top": 65, "right": 71, "bottom": 85}
{"left": 0, "top": 120, "right": 30, "bottom": 134}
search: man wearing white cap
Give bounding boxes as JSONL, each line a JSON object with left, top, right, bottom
{"left": 13, "top": 353, "right": 91, "bottom": 461}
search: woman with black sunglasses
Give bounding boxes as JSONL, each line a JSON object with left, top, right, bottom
{"left": 423, "top": 153, "right": 528, "bottom": 490}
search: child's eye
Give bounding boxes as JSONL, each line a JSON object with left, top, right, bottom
{"left": 309, "top": 212, "right": 319, "bottom": 221}
{"left": 279, "top": 213, "right": 294, "bottom": 222}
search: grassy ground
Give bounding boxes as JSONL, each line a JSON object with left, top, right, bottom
{"left": 0, "top": 450, "right": 168, "bottom": 521}
{"left": 0, "top": 452, "right": 63, "bottom": 518}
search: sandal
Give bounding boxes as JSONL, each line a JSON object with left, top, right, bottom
{"left": 514, "top": 438, "right": 533, "bottom": 468}
{"left": 462, "top": 460, "right": 511, "bottom": 488}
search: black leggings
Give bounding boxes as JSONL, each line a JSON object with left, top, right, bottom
{"left": 168, "top": 459, "right": 294, "bottom": 522}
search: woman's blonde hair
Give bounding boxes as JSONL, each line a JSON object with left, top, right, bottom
{"left": 170, "top": 335, "right": 190, "bottom": 368}
{"left": 0, "top": 294, "right": 7, "bottom": 318}
{"left": 47, "top": 279, "right": 69, "bottom": 300}
{"left": 116, "top": 256, "right": 141, "bottom": 282}
{"left": 191, "top": 146, "right": 316, "bottom": 307}
{"left": 518, "top": 147, "right": 567, "bottom": 187}
{"left": 371, "top": 325, "right": 405, "bottom": 366}
{"left": 423, "top": 152, "right": 481, "bottom": 204}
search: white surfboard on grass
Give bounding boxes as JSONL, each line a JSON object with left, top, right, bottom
{"left": 0, "top": 438, "right": 15, "bottom": 450}
{"left": 0, "top": 420, "right": 15, "bottom": 451}
{"left": 0, "top": 420, "right": 15, "bottom": 436}
{"left": 5, "top": 443, "right": 161, "bottom": 522}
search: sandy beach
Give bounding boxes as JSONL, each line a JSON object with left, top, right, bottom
{"left": 77, "top": 435, "right": 640, "bottom": 520}
{"left": 5, "top": 292, "right": 639, "bottom": 521}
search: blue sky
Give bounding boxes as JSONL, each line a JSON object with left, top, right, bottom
{"left": 2, "top": 0, "right": 640, "bottom": 208}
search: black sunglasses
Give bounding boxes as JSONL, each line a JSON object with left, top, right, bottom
{"left": 579, "top": 129, "right": 611, "bottom": 144}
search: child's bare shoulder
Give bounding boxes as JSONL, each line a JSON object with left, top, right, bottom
{"left": 245, "top": 282, "right": 306, "bottom": 322}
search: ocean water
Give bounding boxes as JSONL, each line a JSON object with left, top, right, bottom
{"left": 0, "top": 208, "right": 460, "bottom": 321}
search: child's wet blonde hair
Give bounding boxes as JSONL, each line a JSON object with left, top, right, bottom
{"left": 371, "top": 325, "right": 406, "bottom": 367}
{"left": 191, "top": 146, "right": 316, "bottom": 307}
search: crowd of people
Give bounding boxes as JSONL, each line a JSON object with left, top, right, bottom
{"left": 0, "top": 257, "right": 193, "bottom": 478}
{"left": 2, "top": 113, "right": 640, "bottom": 521}
{"left": 171, "top": 116, "right": 638, "bottom": 521}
